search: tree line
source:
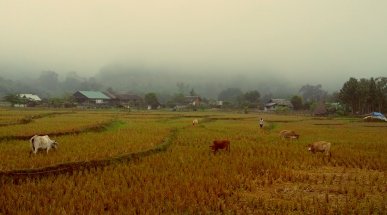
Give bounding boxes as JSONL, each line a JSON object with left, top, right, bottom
{"left": 1, "top": 71, "right": 386, "bottom": 114}
{"left": 339, "top": 77, "right": 387, "bottom": 114}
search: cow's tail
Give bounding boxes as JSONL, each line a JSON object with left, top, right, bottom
{"left": 29, "top": 135, "right": 36, "bottom": 156}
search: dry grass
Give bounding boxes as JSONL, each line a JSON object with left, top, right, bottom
{"left": 0, "top": 110, "right": 386, "bottom": 214}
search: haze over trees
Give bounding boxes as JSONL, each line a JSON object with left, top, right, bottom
{"left": 298, "top": 84, "right": 327, "bottom": 103}
{"left": 0, "top": 71, "right": 104, "bottom": 98}
{"left": 290, "top": 96, "right": 303, "bottom": 110}
{"left": 339, "top": 77, "right": 387, "bottom": 114}
{"left": 144, "top": 93, "right": 160, "bottom": 109}
{"left": 0, "top": 68, "right": 386, "bottom": 115}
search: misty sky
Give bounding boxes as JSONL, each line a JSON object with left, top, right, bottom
{"left": 1, "top": 0, "right": 387, "bottom": 90}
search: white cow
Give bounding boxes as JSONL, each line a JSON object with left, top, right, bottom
{"left": 192, "top": 119, "right": 199, "bottom": 126}
{"left": 29, "top": 135, "right": 58, "bottom": 155}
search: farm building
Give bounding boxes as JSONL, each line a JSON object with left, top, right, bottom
{"left": 264, "top": 99, "right": 293, "bottom": 111}
{"left": 208, "top": 99, "right": 223, "bottom": 108}
{"left": 73, "top": 91, "right": 110, "bottom": 106}
{"left": 185, "top": 96, "right": 201, "bottom": 106}
{"left": 104, "top": 91, "right": 143, "bottom": 108}
{"left": 18, "top": 94, "right": 42, "bottom": 102}
{"left": 13, "top": 94, "right": 42, "bottom": 107}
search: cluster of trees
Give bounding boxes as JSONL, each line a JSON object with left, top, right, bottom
{"left": 289, "top": 77, "right": 387, "bottom": 115}
{"left": 217, "top": 88, "right": 260, "bottom": 108}
{"left": 143, "top": 87, "right": 261, "bottom": 110}
{"left": 290, "top": 84, "right": 328, "bottom": 111}
{"left": 0, "top": 71, "right": 103, "bottom": 98}
{"left": 0, "top": 77, "right": 36, "bottom": 99}
{"left": 339, "top": 77, "right": 387, "bottom": 114}
{"left": 1, "top": 69, "right": 386, "bottom": 115}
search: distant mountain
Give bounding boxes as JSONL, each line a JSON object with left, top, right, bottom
{"left": 95, "top": 64, "right": 299, "bottom": 99}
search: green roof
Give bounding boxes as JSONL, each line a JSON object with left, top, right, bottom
{"left": 79, "top": 91, "right": 110, "bottom": 99}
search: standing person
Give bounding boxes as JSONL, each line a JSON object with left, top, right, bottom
{"left": 259, "top": 118, "right": 264, "bottom": 128}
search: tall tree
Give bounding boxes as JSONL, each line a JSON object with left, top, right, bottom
{"left": 63, "top": 72, "right": 83, "bottom": 91}
{"left": 176, "top": 82, "right": 190, "bottom": 95}
{"left": 299, "top": 84, "right": 327, "bottom": 103}
{"left": 82, "top": 77, "right": 103, "bottom": 90}
{"left": 144, "top": 93, "right": 160, "bottom": 109}
{"left": 218, "top": 88, "right": 243, "bottom": 104}
{"left": 244, "top": 90, "right": 260, "bottom": 103}
{"left": 375, "top": 77, "right": 387, "bottom": 112}
{"left": 367, "top": 77, "right": 377, "bottom": 112}
{"left": 357, "top": 78, "right": 370, "bottom": 113}
{"left": 4, "top": 94, "right": 28, "bottom": 105}
{"left": 339, "top": 77, "right": 360, "bottom": 114}
{"left": 189, "top": 88, "right": 197, "bottom": 96}
{"left": 290, "top": 95, "right": 303, "bottom": 110}
{"left": 37, "top": 71, "right": 59, "bottom": 91}
{"left": 242, "top": 90, "right": 260, "bottom": 107}
{"left": 171, "top": 93, "right": 185, "bottom": 105}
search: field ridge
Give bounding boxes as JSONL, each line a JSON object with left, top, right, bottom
{"left": 0, "top": 111, "right": 74, "bottom": 127}
{"left": 0, "top": 120, "right": 120, "bottom": 142}
{"left": 0, "top": 128, "right": 178, "bottom": 183}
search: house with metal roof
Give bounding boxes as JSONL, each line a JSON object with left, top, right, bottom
{"left": 104, "top": 90, "right": 143, "bottom": 108}
{"left": 73, "top": 91, "right": 110, "bottom": 106}
{"left": 15, "top": 94, "right": 42, "bottom": 107}
{"left": 18, "top": 94, "right": 42, "bottom": 102}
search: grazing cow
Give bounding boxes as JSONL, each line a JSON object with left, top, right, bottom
{"left": 210, "top": 140, "right": 230, "bottom": 154}
{"left": 307, "top": 141, "right": 331, "bottom": 157}
{"left": 192, "top": 119, "right": 199, "bottom": 126}
{"left": 29, "top": 135, "right": 58, "bottom": 155}
{"left": 279, "top": 130, "right": 300, "bottom": 140}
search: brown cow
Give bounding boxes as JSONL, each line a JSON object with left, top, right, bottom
{"left": 210, "top": 140, "right": 230, "bottom": 154}
{"left": 279, "top": 130, "right": 300, "bottom": 140}
{"left": 307, "top": 141, "right": 331, "bottom": 157}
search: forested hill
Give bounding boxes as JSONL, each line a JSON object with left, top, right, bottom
{"left": 95, "top": 64, "right": 298, "bottom": 99}
{"left": 0, "top": 69, "right": 297, "bottom": 99}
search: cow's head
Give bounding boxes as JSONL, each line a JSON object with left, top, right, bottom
{"left": 307, "top": 144, "right": 314, "bottom": 153}
{"left": 52, "top": 141, "right": 59, "bottom": 149}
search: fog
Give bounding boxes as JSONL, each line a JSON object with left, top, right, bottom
{"left": 1, "top": 0, "right": 387, "bottom": 96}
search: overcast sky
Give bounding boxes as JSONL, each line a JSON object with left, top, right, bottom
{"left": 1, "top": 0, "right": 387, "bottom": 89}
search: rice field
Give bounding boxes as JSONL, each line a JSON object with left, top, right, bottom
{"left": 0, "top": 108, "right": 386, "bottom": 214}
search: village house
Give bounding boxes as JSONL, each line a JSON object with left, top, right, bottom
{"left": 15, "top": 94, "right": 42, "bottom": 107}
{"left": 104, "top": 91, "right": 143, "bottom": 108}
{"left": 18, "top": 94, "right": 42, "bottom": 102}
{"left": 264, "top": 99, "right": 293, "bottom": 111}
{"left": 208, "top": 99, "right": 223, "bottom": 108}
{"left": 185, "top": 96, "right": 201, "bottom": 107}
{"left": 73, "top": 91, "right": 110, "bottom": 106}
